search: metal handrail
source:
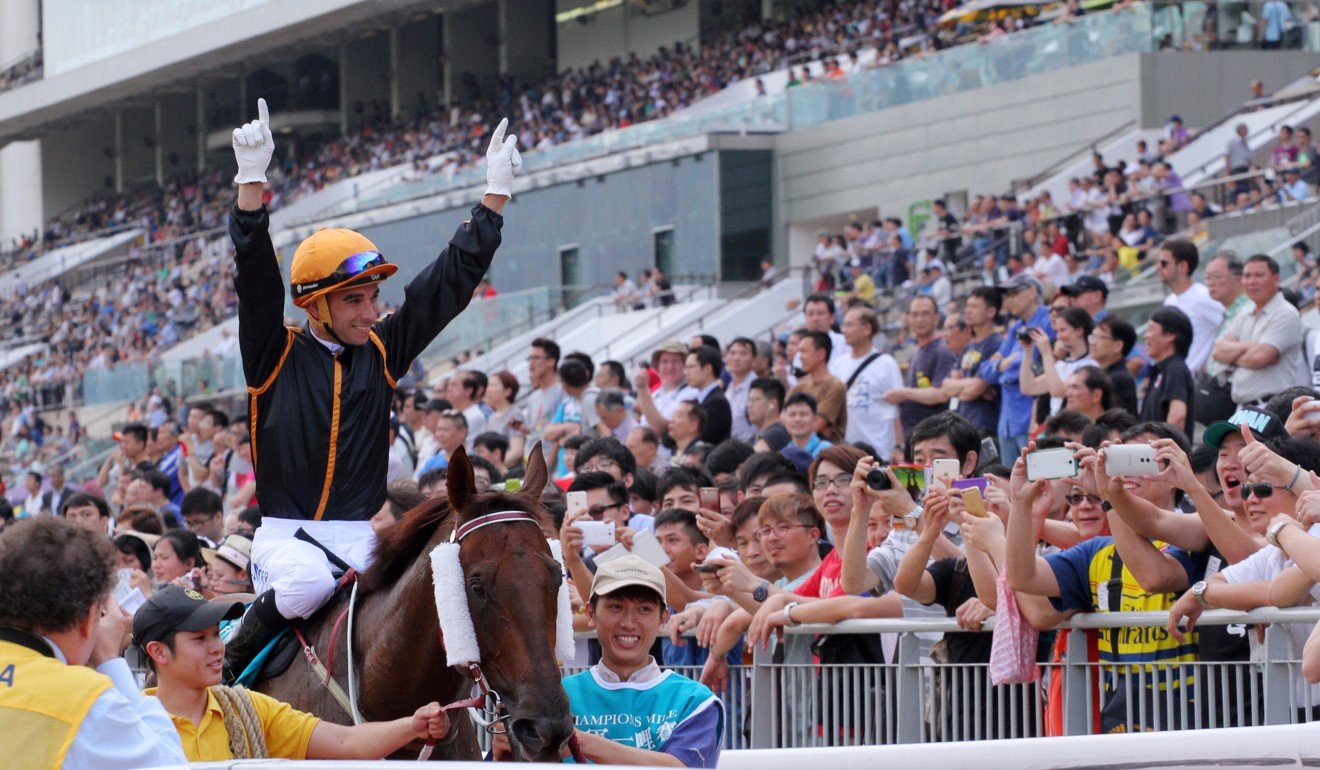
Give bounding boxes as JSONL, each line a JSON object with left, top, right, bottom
{"left": 572, "top": 606, "right": 1320, "bottom": 640}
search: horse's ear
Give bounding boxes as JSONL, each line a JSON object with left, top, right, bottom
{"left": 521, "top": 442, "right": 548, "bottom": 507}
{"left": 446, "top": 445, "right": 477, "bottom": 514}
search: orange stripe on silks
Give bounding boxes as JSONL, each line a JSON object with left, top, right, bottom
{"left": 313, "top": 357, "right": 343, "bottom": 521}
{"left": 367, "top": 330, "right": 397, "bottom": 389}
{"left": 248, "top": 394, "right": 260, "bottom": 470}
{"left": 248, "top": 328, "right": 296, "bottom": 396}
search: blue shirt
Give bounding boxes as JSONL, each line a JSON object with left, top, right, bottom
{"left": 562, "top": 661, "right": 723, "bottom": 767}
{"left": 978, "top": 304, "right": 1054, "bottom": 439}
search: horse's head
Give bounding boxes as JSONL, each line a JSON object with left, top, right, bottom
{"left": 446, "top": 443, "right": 574, "bottom": 762}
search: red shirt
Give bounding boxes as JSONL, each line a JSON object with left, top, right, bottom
{"left": 794, "top": 549, "right": 846, "bottom": 599}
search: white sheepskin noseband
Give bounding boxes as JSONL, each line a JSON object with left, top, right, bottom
{"left": 429, "top": 538, "right": 577, "bottom": 668}
{"left": 548, "top": 539, "right": 577, "bottom": 665}
{"left": 430, "top": 542, "right": 481, "bottom": 666}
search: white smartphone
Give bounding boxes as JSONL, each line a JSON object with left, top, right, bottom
{"left": 932, "top": 458, "right": 961, "bottom": 484}
{"left": 566, "top": 491, "right": 588, "bottom": 519}
{"left": 1026, "top": 448, "right": 1078, "bottom": 482}
{"left": 576, "top": 520, "right": 616, "bottom": 548}
{"left": 1105, "top": 444, "right": 1158, "bottom": 477}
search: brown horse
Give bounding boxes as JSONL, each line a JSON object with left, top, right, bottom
{"left": 256, "top": 446, "right": 574, "bottom": 761}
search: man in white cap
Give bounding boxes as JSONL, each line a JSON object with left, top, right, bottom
{"left": 495, "top": 554, "right": 723, "bottom": 767}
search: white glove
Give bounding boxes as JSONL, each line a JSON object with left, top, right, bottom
{"left": 232, "top": 98, "right": 274, "bottom": 185}
{"left": 484, "top": 117, "right": 522, "bottom": 199}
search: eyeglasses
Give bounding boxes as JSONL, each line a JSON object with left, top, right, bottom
{"left": 1157, "top": 260, "right": 1173, "bottom": 267}
{"left": 1065, "top": 492, "right": 1103, "bottom": 507}
{"left": 579, "top": 459, "right": 619, "bottom": 474}
{"left": 527, "top": 354, "right": 550, "bottom": 362}
{"left": 291, "top": 250, "right": 387, "bottom": 299}
{"left": 1242, "top": 482, "right": 1275, "bottom": 500}
{"left": 811, "top": 474, "right": 853, "bottom": 490}
{"left": 756, "top": 523, "right": 814, "bottom": 539}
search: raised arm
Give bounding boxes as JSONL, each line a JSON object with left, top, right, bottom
{"left": 841, "top": 458, "right": 884, "bottom": 595}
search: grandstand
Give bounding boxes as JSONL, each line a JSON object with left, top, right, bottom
{"left": 0, "top": 0, "right": 1311, "bottom": 478}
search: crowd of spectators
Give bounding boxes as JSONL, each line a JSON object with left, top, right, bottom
{"left": 811, "top": 113, "right": 1318, "bottom": 313}
{"left": 9, "top": 168, "right": 1320, "bottom": 744}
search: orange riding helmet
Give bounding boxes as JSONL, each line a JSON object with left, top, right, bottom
{"left": 289, "top": 228, "right": 398, "bottom": 341}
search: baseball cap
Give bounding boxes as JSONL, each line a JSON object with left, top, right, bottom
{"left": 995, "top": 274, "right": 1043, "bottom": 295}
{"left": 1203, "top": 406, "right": 1289, "bottom": 450}
{"left": 132, "top": 585, "right": 244, "bottom": 648}
{"left": 201, "top": 534, "right": 252, "bottom": 572}
{"left": 590, "top": 554, "right": 666, "bottom": 604}
{"left": 1060, "top": 274, "right": 1109, "bottom": 299}
{"left": 925, "top": 259, "right": 947, "bottom": 273}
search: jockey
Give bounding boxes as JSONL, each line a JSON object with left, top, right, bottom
{"left": 222, "top": 99, "right": 521, "bottom": 676}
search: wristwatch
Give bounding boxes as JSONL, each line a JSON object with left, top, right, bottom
{"left": 1267, "top": 520, "right": 1301, "bottom": 548}
{"left": 752, "top": 580, "right": 770, "bottom": 603}
{"left": 1191, "top": 580, "right": 1209, "bottom": 607}
{"left": 783, "top": 601, "right": 801, "bottom": 627}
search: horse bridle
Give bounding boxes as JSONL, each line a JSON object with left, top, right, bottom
{"left": 429, "top": 510, "right": 586, "bottom": 763}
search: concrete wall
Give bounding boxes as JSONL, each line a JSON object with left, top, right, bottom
{"left": 356, "top": 153, "right": 720, "bottom": 302}
{"left": 1138, "top": 51, "right": 1320, "bottom": 129}
{"left": 445, "top": 2, "right": 500, "bottom": 106}
{"left": 774, "top": 55, "right": 1145, "bottom": 264}
{"left": 41, "top": 119, "right": 116, "bottom": 220}
{"left": 556, "top": 0, "right": 699, "bottom": 72}
{"left": 342, "top": 33, "right": 391, "bottom": 131}
{"left": 397, "top": 17, "right": 442, "bottom": 118}
{"left": 0, "top": 0, "right": 42, "bottom": 242}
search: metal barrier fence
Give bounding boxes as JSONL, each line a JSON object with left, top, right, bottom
{"left": 542, "top": 608, "right": 1320, "bottom": 753}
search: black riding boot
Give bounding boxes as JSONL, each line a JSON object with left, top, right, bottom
{"left": 223, "top": 590, "right": 288, "bottom": 682}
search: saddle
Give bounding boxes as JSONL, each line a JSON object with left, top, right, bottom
{"left": 231, "top": 527, "right": 360, "bottom": 689}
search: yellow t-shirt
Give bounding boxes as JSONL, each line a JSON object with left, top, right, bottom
{"left": 144, "top": 686, "right": 320, "bottom": 761}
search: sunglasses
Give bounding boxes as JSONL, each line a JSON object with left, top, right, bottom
{"left": 1065, "top": 492, "right": 1103, "bottom": 507}
{"left": 292, "top": 250, "right": 388, "bottom": 298}
{"left": 1242, "top": 482, "right": 1274, "bottom": 500}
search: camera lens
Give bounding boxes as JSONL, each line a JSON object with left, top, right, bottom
{"left": 865, "top": 467, "right": 891, "bottom": 491}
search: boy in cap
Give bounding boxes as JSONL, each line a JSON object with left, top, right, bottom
{"left": 494, "top": 554, "right": 723, "bottom": 767}
{"left": 135, "top": 586, "right": 451, "bottom": 761}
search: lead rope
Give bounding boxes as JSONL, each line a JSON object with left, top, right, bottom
{"left": 212, "top": 685, "right": 269, "bottom": 759}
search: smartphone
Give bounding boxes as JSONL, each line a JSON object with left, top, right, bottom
{"left": 576, "top": 520, "right": 616, "bottom": 548}
{"left": 932, "top": 459, "right": 960, "bottom": 483}
{"left": 961, "top": 487, "right": 988, "bottom": 517}
{"left": 566, "top": 491, "right": 589, "bottom": 519}
{"left": 1026, "top": 448, "right": 1078, "bottom": 482}
{"left": 952, "top": 477, "right": 988, "bottom": 495}
{"left": 694, "top": 562, "right": 723, "bottom": 574}
{"left": 1105, "top": 444, "right": 1158, "bottom": 477}
{"left": 979, "top": 437, "right": 1000, "bottom": 467}
{"left": 699, "top": 487, "right": 720, "bottom": 511}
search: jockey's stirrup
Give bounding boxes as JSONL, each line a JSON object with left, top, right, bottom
{"left": 223, "top": 589, "right": 288, "bottom": 682}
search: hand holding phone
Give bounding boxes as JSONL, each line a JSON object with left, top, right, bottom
{"left": 1026, "top": 448, "right": 1078, "bottom": 482}
{"left": 961, "top": 487, "right": 988, "bottom": 517}
{"left": 576, "top": 520, "right": 617, "bottom": 548}
{"left": 1103, "top": 444, "right": 1158, "bottom": 477}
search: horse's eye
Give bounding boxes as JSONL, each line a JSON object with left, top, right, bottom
{"left": 468, "top": 578, "right": 487, "bottom": 601}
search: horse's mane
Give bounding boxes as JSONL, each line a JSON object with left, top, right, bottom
{"left": 360, "top": 492, "right": 550, "bottom": 591}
